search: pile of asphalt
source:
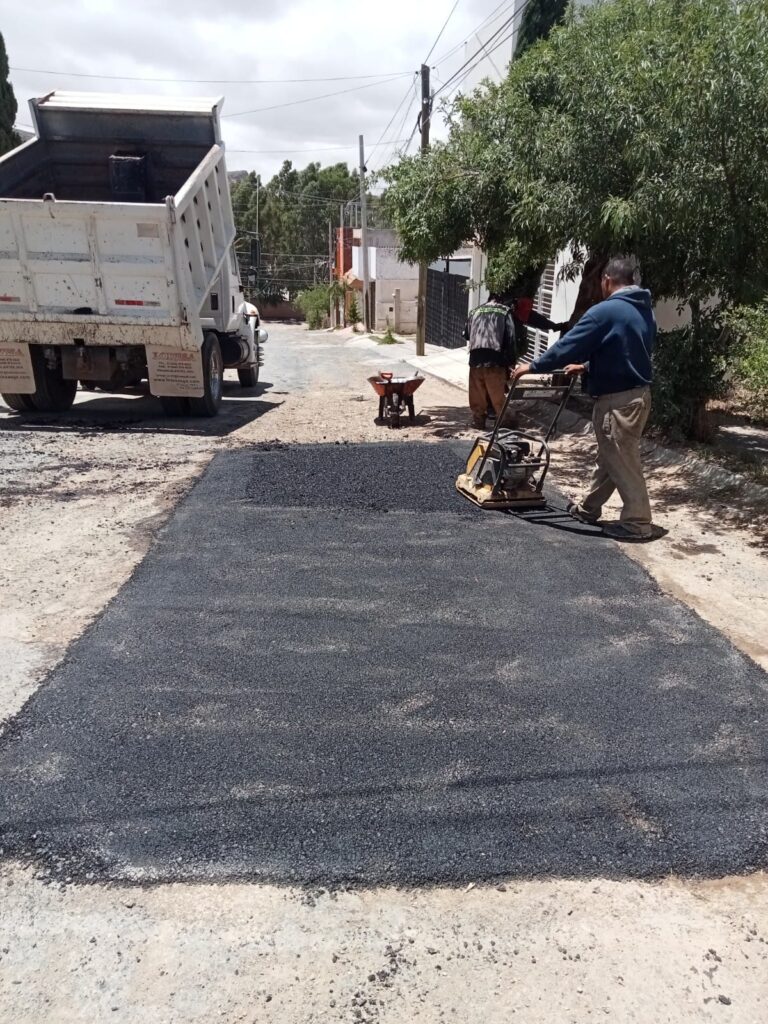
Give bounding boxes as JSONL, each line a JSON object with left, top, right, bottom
{"left": 1, "top": 443, "right": 767, "bottom": 887}
{"left": 243, "top": 440, "right": 480, "bottom": 513}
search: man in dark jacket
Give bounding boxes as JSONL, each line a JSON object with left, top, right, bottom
{"left": 463, "top": 294, "right": 567, "bottom": 430}
{"left": 511, "top": 256, "right": 656, "bottom": 540}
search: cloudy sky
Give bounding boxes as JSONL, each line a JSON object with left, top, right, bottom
{"left": 4, "top": 0, "right": 521, "bottom": 181}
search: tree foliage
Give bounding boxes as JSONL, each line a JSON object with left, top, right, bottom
{"left": 514, "top": 0, "right": 570, "bottom": 58}
{"left": 383, "top": 0, "right": 768, "bottom": 436}
{"left": 0, "top": 33, "right": 19, "bottom": 156}
{"left": 230, "top": 161, "right": 384, "bottom": 303}
{"left": 231, "top": 161, "right": 360, "bottom": 301}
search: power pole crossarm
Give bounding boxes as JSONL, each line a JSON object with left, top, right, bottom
{"left": 416, "top": 63, "right": 431, "bottom": 357}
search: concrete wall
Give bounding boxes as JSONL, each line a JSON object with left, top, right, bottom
{"left": 377, "top": 293, "right": 418, "bottom": 333}
{"left": 349, "top": 228, "right": 420, "bottom": 332}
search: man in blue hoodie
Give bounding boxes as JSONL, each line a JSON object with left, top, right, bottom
{"left": 511, "top": 256, "right": 656, "bottom": 540}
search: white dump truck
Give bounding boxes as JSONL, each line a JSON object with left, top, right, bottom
{"left": 0, "top": 92, "right": 266, "bottom": 416}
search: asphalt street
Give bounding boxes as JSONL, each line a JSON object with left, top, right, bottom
{"left": 1, "top": 437, "right": 767, "bottom": 886}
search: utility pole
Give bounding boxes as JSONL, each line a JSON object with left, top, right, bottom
{"left": 255, "top": 176, "right": 260, "bottom": 237}
{"left": 359, "top": 135, "right": 371, "bottom": 332}
{"left": 328, "top": 219, "right": 334, "bottom": 327}
{"left": 339, "top": 203, "right": 345, "bottom": 326}
{"left": 416, "top": 63, "right": 431, "bottom": 356}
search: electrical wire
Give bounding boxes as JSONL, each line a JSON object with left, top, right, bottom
{"left": 223, "top": 74, "right": 410, "bottom": 119}
{"left": 10, "top": 65, "right": 413, "bottom": 85}
{"left": 432, "top": 0, "right": 515, "bottom": 67}
{"left": 367, "top": 79, "right": 420, "bottom": 175}
{"left": 228, "top": 140, "right": 407, "bottom": 155}
{"left": 366, "top": 1, "right": 460, "bottom": 177}
{"left": 432, "top": 0, "right": 532, "bottom": 101}
{"left": 365, "top": 73, "right": 418, "bottom": 167}
{"left": 424, "top": 0, "right": 462, "bottom": 64}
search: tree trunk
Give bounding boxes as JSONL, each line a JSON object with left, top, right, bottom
{"left": 568, "top": 251, "right": 609, "bottom": 327}
{"left": 691, "top": 401, "right": 713, "bottom": 443}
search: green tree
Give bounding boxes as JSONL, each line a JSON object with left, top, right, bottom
{"left": 383, "top": 0, "right": 768, "bottom": 438}
{"left": 0, "top": 33, "right": 19, "bottom": 155}
{"left": 514, "top": 0, "right": 570, "bottom": 57}
{"left": 232, "top": 161, "right": 362, "bottom": 302}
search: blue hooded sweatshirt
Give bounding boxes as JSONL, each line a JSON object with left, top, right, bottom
{"left": 529, "top": 286, "right": 656, "bottom": 396}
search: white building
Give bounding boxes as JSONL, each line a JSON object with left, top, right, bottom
{"left": 351, "top": 228, "right": 419, "bottom": 333}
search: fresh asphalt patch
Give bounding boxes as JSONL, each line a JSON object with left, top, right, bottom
{"left": 1, "top": 442, "right": 767, "bottom": 886}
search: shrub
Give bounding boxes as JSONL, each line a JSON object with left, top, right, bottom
{"left": 348, "top": 295, "right": 361, "bottom": 330}
{"left": 296, "top": 286, "right": 329, "bottom": 330}
{"left": 651, "top": 311, "right": 730, "bottom": 442}
{"left": 725, "top": 302, "right": 768, "bottom": 421}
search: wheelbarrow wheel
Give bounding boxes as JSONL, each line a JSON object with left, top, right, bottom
{"left": 389, "top": 412, "right": 401, "bottom": 429}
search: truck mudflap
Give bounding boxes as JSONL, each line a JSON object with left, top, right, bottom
{"left": 146, "top": 347, "right": 205, "bottom": 398}
{"left": 0, "top": 342, "right": 36, "bottom": 394}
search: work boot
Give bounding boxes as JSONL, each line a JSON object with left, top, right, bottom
{"left": 472, "top": 416, "right": 486, "bottom": 431}
{"left": 567, "top": 501, "right": 601, "bottom": 525}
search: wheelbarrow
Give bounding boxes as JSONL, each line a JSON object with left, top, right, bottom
{"left": 367, "top": 371, "right": 424, "bottom": 428}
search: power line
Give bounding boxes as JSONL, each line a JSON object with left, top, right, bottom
{"left": 432, "top": 0, "right": 530, "bottom": 101}
{"left": 366, "top": 75, "right": 419, "bottom": 170}
{"left": 432, "top": 0, "right": 515, "bottom": 67}
{"left": 223, "top": 74, "right": 412, "bottom": 119}
{"left": 424, "top": 0, "right": 462, "bottom": 63}
{"left": 10, "top": 65, "right": 413, "bottom": 85}
{"left": 366, "top": 3, "right": 459, "bottom": 178}
{"left": 229, "top": 142, "right": 401, "bottom": 155}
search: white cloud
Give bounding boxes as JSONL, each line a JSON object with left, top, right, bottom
{"left": 5, "top": 0, "right": 516, "bottom": 178}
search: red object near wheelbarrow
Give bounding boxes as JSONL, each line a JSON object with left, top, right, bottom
{"left": 367, "top": 371, "right": 424, "bottom": 428}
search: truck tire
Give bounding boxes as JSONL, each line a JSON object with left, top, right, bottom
{"left": 189, "top": 333, "right": 223, "bottom": 417}
{"left": 27, "top": 349, "right": 77, "bottom": 412}
{"left": 238, "top": 364, "right": 259, "bottom": 387}
{"left": 2, "top": 393, "right": 36, "bottom": 412}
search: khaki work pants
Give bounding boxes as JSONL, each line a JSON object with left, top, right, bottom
{"left": 580, "top": 386, "right": 653, "bottom": 535}
{"left": 468, "top": 366, "right": 508, "bottom": 427}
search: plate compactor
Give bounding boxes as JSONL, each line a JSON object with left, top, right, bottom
{"left": 456, "top": 372, "right": 575, "bottom": 510}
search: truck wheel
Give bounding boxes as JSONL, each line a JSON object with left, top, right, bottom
{"left": 189, "top": 333, "right": 223, "bottom": 417}
{"left": 27, "top": 349, "right": 77, "bottom": 412}
{"left": 238, "top": 365, "right": 259, "bottom": 387}
{"left": 159, "top": 396, "right": 189, "bottom": 416}
{"left": 2, "top": 393, "right": 35, "bottom": 412}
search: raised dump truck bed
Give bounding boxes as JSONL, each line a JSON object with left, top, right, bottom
{"left": 0, "top": 92, "right": 265, "bottom": 416}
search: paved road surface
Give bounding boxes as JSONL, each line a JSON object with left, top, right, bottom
{"left": 1, "top": 420, "right": 767, "bottom": 884}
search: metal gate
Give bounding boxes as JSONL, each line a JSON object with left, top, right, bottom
{"left": 523, "top": 259, "right": 557, "bottom": 362}
{"left": 425, "top": 269, "right": 470, "bottom": 349}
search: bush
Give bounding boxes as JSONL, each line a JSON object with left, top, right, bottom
{"left": 651, "top": 312, "right": 730, "bottom": 442}
{"left": 725, "top": 302, "right": 768, "bottom": 421}
{"left": 348, "top": 295, "right": 361, "bottom": 330}
{"left": 296, "top": 286, "right": 329, "bottom": 330}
